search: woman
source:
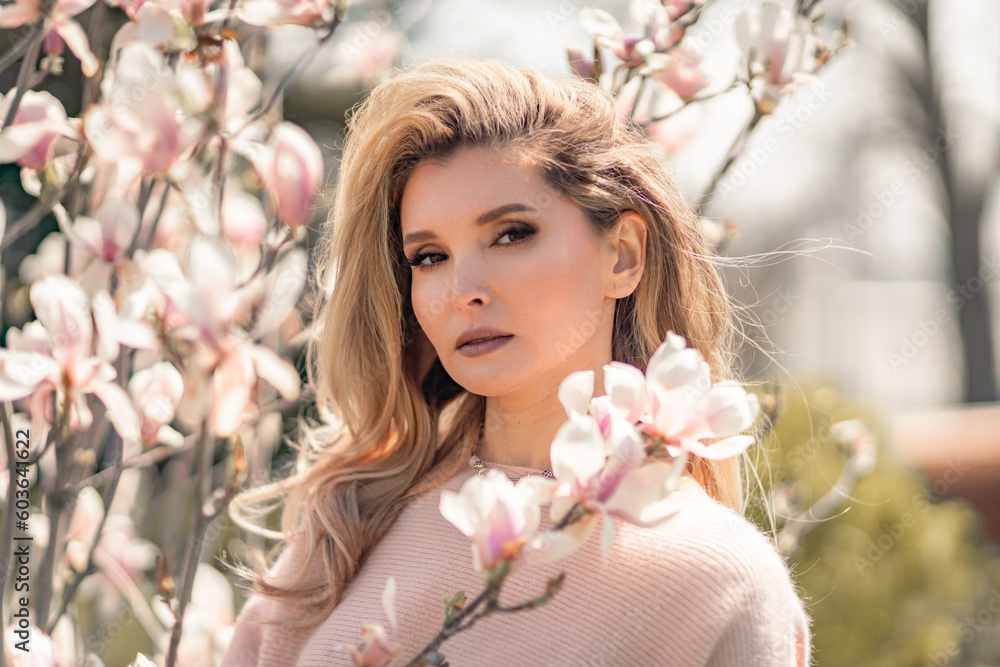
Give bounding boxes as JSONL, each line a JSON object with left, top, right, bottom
{"left": 222, "top": 56, "right": 813, "bottom": 666}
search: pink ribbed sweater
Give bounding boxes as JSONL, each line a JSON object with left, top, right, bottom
{"left": 222, "top": 462, "right": 813, "bottom": 666}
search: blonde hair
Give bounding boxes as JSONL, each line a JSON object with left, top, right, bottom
{"left": 234, "top": 55, "right": 755, "bottom": 625}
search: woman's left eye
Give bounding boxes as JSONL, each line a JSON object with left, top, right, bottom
{"left": 496, "top": 224, "right": 535, "bottom": 245}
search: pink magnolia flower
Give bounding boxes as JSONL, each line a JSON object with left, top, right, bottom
{"left": 529, "top": 331, "right": 759, "bottom": 562}
{"left": 439, "top": 468, "right": 553, "bottom": 572}
{"left": 579, "top": 7, "right": 649, "bottom": 68}
{"left": 534, "top": 394, "right": 681, "bottom": 563}
{"left": 249, "top": 122, "right": 324, "bottom": 228}
{"left": 336, "top": 576, "right": 403, "bottom": 667}
{"left": 128, "top": 361, "right": 184, "bottom": 447}
{"left": 0, "top": 90, "right": 79, "bottom": 170}
{"left": 53, "top": 199, "right": 138, "bottom": 295}
{"left": 649, "top": 40, "right": 707, "bottom": 101}
{"left": 638, "top": 331, "right": 759, "bottom": 463}
{"left": 0, "top": 0, "right": 98, "bottom": 76}
{"left": 135, "top": 239, "right": 302, "bottom": 437}
{"left": 735, "top": 2, "right": 818, "bottom": 114}
{"left": 83, "top": 41, "right": 206, "bottom": 183}
{"left": 0, "top": 275, "right": 147, "bottom": 443}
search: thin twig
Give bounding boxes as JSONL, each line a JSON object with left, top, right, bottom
{"left": 164, "top": 423, "right": 213, "bottom": 667}
{"left": 0, "top": 24, "right": 44, "bottom": 131}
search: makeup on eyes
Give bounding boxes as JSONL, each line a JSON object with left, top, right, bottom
{"left": 402, "top": 222, "right": 537, "bottom": 269}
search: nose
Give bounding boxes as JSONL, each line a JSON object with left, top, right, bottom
{"left": 449, "top": 256, "right": 491, "bottom": 311}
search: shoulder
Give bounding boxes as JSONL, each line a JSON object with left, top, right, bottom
{"left": 602, "top": 484, "right": 813, "bottom": 665}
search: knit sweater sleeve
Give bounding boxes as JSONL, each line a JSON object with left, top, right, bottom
{"left": 221, "top": 530, "right": 326, "bottom": 667}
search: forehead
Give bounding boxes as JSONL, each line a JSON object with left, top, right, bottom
{"left": 399, "top": 146, "right": 552, "bottom": 230}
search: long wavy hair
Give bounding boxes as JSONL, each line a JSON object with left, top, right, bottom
{"left": 233, "top": 55, "right": 757, "bottom": 625}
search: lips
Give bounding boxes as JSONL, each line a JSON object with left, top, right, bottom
{"left": 460, "top": 335, "right": 510, "bottom": 348}
{"left": 456, "top": 327, "right": 513, "bottom": 350}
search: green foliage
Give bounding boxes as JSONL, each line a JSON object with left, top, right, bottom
{"left": 746, "top": 379, "right": 1000, "bottom": 666}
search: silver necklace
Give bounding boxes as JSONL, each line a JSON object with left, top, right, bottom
{"left": 469, "top": 454, "right": 555, "bottom": 482}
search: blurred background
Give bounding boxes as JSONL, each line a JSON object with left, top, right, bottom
{"left": 2, "top": 0, "right": 999, "bottom": 664}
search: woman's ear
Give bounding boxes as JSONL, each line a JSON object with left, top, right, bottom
{"left": 606, "top": 211, "right": 647, "bottom": 299}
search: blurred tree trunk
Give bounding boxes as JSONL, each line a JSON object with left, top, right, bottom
{"left": 893, "top": 0, "right": 998, "bottom": 402}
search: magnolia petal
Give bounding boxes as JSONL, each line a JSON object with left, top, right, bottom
{"left": 155, "top": 424, "right": 185, "bottom": 448}
{"left": 549, "top": 413, "right": 606, "bottom": 489}
{"left": 439, "top": 489, "right": 478, "bottom": 538}
{"left": 704, "top": 381, "right": 759, "bottom": 435}
{"left": 663, "top": 449, "right": 689, "bottom": 494}
{"left": 526, "top": 513, "right": 597, "bottom": 565}
{"left": 92, "top": 289, "right": 133, "bottom": 364}
{"left": 246, "top": 343, "right": 300, "bottom": 400}
{"left": 53, "top": 18, "right": 99, "bottom": 77}
{"left": 602, "top": 361, "right": 648, "bottom": 422}
{"left": 249, "top": 248, "right": 307, "bottom": 341}
{"left": 95, "top": 198, "right": 139, "bottom": 260}
{"left": 548, "top": 490, "right": 576, "bottom": 526}
{"left": 557, "top": 369, "right": 594, "bottom": 418}
{"left": 0, "top": 119, "right": 72, "bottom": 166}
{"left": 29, "top": 274, "right": 93, "bottom": 368}
{"left": 381, "top": 575, "right": 396, "bottom": 632}
{"left": 604, "top": 461, "right": 677, "bottom": 526}
{"left": 684, "top": 434, "right": 755, "bottom": 461}
{"left": 514, "top": 475, "right": 559, "bottom": 508}
{"left": 0, "top": 351, "right": 56, "bottom": 400}
{"left": 579, "top": 7, "right": 622, "bottom": 38}
{"left": 0, "top": 0, "right": 40, "bottom": 27}
{"left": 89, "top": 379, "right": 141, "bottom": 443}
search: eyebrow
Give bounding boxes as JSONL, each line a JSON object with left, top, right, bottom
{"left": 402, "top": 203, "right": 538, "bottom": 247}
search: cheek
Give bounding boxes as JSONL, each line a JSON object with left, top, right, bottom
{"left": 410, "top": 276, "right": 448, "bottom": 336}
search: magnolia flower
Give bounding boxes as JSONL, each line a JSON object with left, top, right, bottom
{"left": 535, "top": 375, "right": 683, "bottom": 562}
{"left": 0, "top": 0, "right": 99, "bottom": 76}
{"left": 0, "top": 275, "right": 147, "bottom": 443}
{"left": 735, "top": 2, "right": 818, "bottom": 114}
{"left": 638, "top": 332, "right": 759, "bottom": 463}
{"left": 440, "top": 469, "right": 554, "bottom": 572}
{"left": 84, "top": 41, "right": 206, "bottom": 185}
{"left": 135, "top": 239, "right": 302, "bottom": 437}
{"left": 0, "top": 90, "right": 79, "bottom": 169}
{"left": 249, "top": 122, "right": 324, "bottom": 228}
{"left": 648, "top": 40, "right": 707, "bottom": 101}
{"left": 579, "top": 8, "right": 648, "bottom": 68}
{"left": 529, "top": 331, "right": 759, "bottom": 562}
{"left": 336, "top": 576, "right": 403, "bottom": 667}
{"left": 52, "top": 199, "right": 138, "bottom": 295}
{"left": 128, "top": 361, "right": 185, "bottom": 447}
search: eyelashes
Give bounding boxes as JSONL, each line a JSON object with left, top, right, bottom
{"left": 402, "top": 223, "right": 537, "bottom": 270}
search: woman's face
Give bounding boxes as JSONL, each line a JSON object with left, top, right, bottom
{"left": 400, "top": 145, "right": 627, "bottom": 399}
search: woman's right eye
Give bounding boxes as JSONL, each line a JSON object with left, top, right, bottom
{"left": 404, "top": 251, "right": 446, "bottom": 269}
